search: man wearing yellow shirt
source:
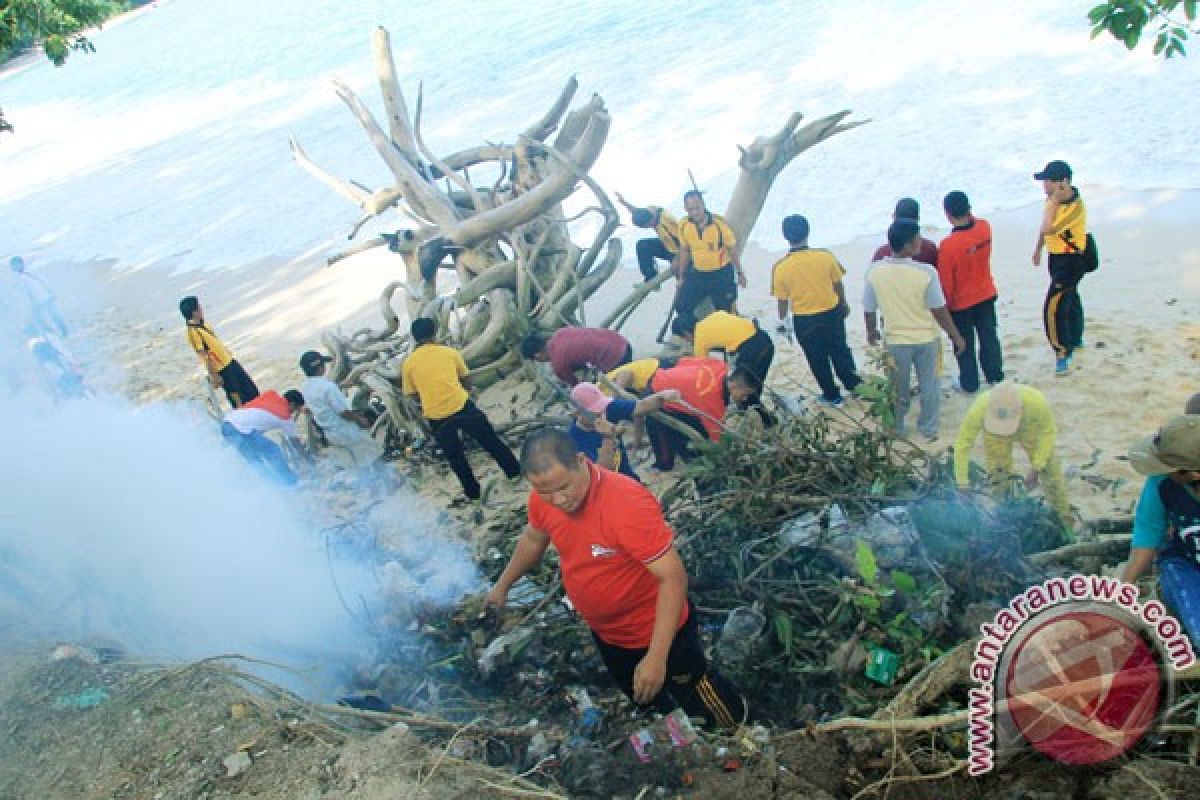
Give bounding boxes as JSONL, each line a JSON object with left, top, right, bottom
{"left": 1031, "top": 160, "right": 1088, "bottom": 375}
{"left": 402, "top": 317, "right": 520, "bottom": 500}
{"left": 616, "top": 193, "right": 681, "bottom": 282}
{"left": 771, "top": 215, "right": 861, "bottom": 407}
{"left": 953, "top": 381, "right": 1070, "bottom": 526}
{"left": 674, "top": 191, "right": 746, "bottom": 318}
{"left": 180, "top": 295, "right": 259, "bottom": 408}
{"left": 671, "top": 310, "right": 773, "bottom": 410}
{"left": 607, "top": 357, "right": 665, "bottom": 395}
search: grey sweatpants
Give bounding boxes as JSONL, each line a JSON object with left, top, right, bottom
{"left": 887, "top": 340, "right": 940, "bottom": 438}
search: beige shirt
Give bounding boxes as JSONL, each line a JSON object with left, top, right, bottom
{"left": 862, "top": 257, "right": 946, "bottom": 346}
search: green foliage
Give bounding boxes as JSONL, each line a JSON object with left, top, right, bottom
{"left": 1089, "top": 1, "right": 1195, "bottom": 57}
{"left": 854, "top": 540, "right": 878, "bottom": 586}
{"left": 0, "top": 0, "right": 125, "bottom": 66}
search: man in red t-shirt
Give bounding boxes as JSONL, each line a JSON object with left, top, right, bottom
{"left": 521, "top": 327, "right": 633, "bottom": 386}
{"left": 938, "top": 191, "right": 1004, "bottom": 393}
{"left": 872, "top": 197, "right": 938, "bottom": 267}
{"left": 485, "top": 429, "right": 745, "bottom": 729}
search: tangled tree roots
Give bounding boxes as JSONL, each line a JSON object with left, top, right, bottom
{"left": 292, "top": 26, "right": 865, "bottom": 449}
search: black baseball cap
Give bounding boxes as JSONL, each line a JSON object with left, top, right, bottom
{"left": 299, "top": 350, "right": 332, "bottom": 373}
{"left": 1033, "top": 160, "right": 1072, "bottom": 181}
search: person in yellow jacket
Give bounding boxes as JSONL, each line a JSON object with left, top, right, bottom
{"left": 953, "top": 381, "right": 1070, "bottom": 526}
{"left": 1031, "top": 160, "right": 1088, "bottom": 375}
{"left": 616, "top": 193, "right": 682, "bottom": 282}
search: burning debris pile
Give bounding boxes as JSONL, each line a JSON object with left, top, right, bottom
{"left": 332, "top": 400, "right": 1082, "bottom": 796}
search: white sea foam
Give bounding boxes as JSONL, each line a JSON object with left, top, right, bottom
{"left": 1, "top": 0, "right": 1198, "bottom": 272}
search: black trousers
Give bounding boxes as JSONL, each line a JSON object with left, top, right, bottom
{"left": 1044, "top": 254, "right": 1086, "bottom": 359}
{"left": 428, "top": 401, "right": 520, "bottom": 499}
{"left": 219, "top": 359, "right": 259, "bottom": 408}
{"left": 636, "top": 237, "right": 674, "bottom": 281}
{"left": 675, "top": 264, "right": 736, "bottom": 317}
{"left": 792, "top": 307, "right": 861, "bottom": 403}
{"left": 733, "top": 326, "right": 774, "bottom": 408}
{"left": 950, "top": 296, "right": 1004, "bottom": 392}
{"left": 646, "top": 410, "right": 707, "bottom": 470}
{"left": 592, "top": 603, "right": 747, "bottom": 730}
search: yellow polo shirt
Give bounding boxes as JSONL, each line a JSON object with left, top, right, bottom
{"left": 771, "top": 248, "right": 844, "bottom": 315}
{"left": 1044, "top": 192, "right": 1087, "bottom": 255}
{"left": 679, "top": 214, "right": 736, "bottom": 272}
{"left": 605, "top": 358, "right": 660, "bottom": 394}
{"left": 649, "top": 207, "right": 681, "bottom": 255}
{"left": 186, "top": 322, "right": 233, "bottom": 372}
{"left": 402, "top": 343, "right": 469, "bottom": 420}
{"left": 693, "top": 311, "right": 755, "bottom": 357}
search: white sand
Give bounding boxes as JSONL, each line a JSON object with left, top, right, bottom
{"left": 56, "top": 184, "right": 1199, "bottom": 524}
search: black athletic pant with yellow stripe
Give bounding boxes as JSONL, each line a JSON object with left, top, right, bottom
{"left": 591, "top": 602, "right": 747, "bottom": 730}
{"left": 1043, "top": 253, "right": 1086, "bottom": 359}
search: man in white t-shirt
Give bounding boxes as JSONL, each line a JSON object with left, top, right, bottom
{"left": 863, "top": 221, "right": 965, "bottom": 441}
{"left": 297, "top": 350, "right": 384, "bottom": 468}
{"left": 221, "top": 390, "right": 300, "bottom": 485}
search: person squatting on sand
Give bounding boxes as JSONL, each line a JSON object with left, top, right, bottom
{"left": 297, "top": 349, "right": 385, "bottom": 468}
{"left": 567, "top": 381, "right": 682, "bottom": 483}
{"left": 1032, "top": 159, "right": 1088, "bottom": 375}
{"left": 671, "top": 309, "right": 774, "bottom": 411}
{"left": 872, "top": 197, "right": 938, "bottom": 267}
{"left": 864, "top": 221, "right": 965, "bottom": 441}
{"left": 403, "top": 317, "right": 521, "bottom": 501}
{"left": 938, "top": 191, "right": 1004, "bottom": 394}
{"left": 643, "top": 358, "right": 757, "bottom": 471}
{"left": 953, "top": 382, "right": 1071, "bottom": 529}
{"left": 616, "top": 192, "right": 682, "bottom": 282}
{"left": 1121, "top": 415, "right": 1200, "bottom": 647}
{"left": 673, "top": 190, "right": 746, "bottom": 318}
{"left": 180, "top": 295, "right": 259, "bottom": 408}
{"left": 485, "top": 428, "right": 747, "bottom": 729}
{"left": 521, "top": 326, "right": 632, "bottom": 386}
{"left": 770, "top": 214, "right": 861, "bottom": 408}
{"left": 221, "top": 389, "right": 303, "bottom": 486}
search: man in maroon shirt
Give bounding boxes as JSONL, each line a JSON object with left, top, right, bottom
{"left": 938, "top": 191, "right": 1004, "bottom": 393}
{"left": 521, "top": 326, "right": 633, "bottom": 386}
{"left": 873, "top": 197, "right": 938, "bottom": 266}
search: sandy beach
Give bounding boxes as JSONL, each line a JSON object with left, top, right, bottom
{"left": 52, "top": 183, "right": 1198, "bottom": 528}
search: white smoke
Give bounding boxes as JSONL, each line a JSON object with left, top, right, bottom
{"left": 0, "top": 268, "right": 481, "bottom": 693}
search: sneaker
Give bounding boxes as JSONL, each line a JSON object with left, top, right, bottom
{"left": 818, "top": 396, "right": 846, "bottom": 408}
{"left": 1055, "top": 357, "right": 1070, "bottom": 375}
{"left": 951, "top": 378, "right": 977, "bottom": 395}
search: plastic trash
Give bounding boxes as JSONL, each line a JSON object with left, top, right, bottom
{"left": 477, "top": 626, "right": 535, "bottom": 675}
{"left": 629, "top": 728, "right": 655, "bottom": 763}
{"left": 718, "top": 606, "right": 766, "bottom": 665}
{"left": 827, "top": 503, "right": 848, "bottom": 534}
{"left": 665, "top": 708, "right": 699, "bottom": 747}
{"left": 53, "top": 687, "right": 109, "bottom": 710}
{"left": 865, "top": 646, "right": 900, "bottom": 685}
{"left": 781, "top": 512, "right": 821, "bottom": 546}
{"left": 569, "top": 687, "right": 604, "bottom": 735}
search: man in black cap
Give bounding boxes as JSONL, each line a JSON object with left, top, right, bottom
{"left": 298, "top": 349, "right": 383, "bottom": 467}
{"left": 616, "top": 193, "right": 682, "bottom": 282}
{"left": 873, "top": 197, "right": 938, "bottom": 267}
{"left": 1032, "top": 160, "right": 1088, "bottom": 376}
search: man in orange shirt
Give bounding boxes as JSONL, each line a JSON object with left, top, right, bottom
{"left": 938, "top": 191, "right": 1004, "bottom": 394}
{"left": 485, "top": 429, "right": 745, "bottom": 729}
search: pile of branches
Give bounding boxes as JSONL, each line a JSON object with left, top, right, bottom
{"left": 382, "top": 402, "right": 1070, "bottom": 730}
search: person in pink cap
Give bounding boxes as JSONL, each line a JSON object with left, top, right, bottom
{"left": 568, "top": 382, "right": 680, "bottom": 482}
